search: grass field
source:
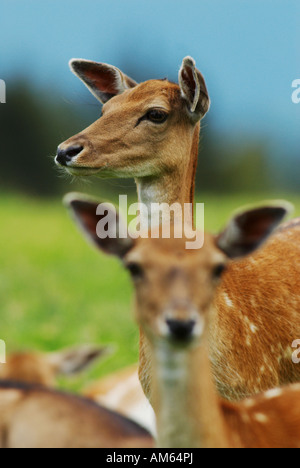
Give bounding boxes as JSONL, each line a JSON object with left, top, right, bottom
{"left": 1, "top": 190, "right": 300, "bottom": 392}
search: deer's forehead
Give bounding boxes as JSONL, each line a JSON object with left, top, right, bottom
{"left": 126, "top": 235, "right": 225, "bottom": 271}
{"left": 103, "top": 80, "right": 182, "bottom": 113}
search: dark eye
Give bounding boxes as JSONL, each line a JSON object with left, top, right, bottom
{"left": 146, "top": 109, "right": 168, "bottom": 124}
{"left": 126, "top": 263, "right": 144, "bottom": 280}
{"left": 212, "top": 264, "right": 227, "bottom": 280}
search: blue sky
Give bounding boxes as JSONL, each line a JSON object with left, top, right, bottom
{"left": 1, "top": 0, "right": 299, "bottom": 158}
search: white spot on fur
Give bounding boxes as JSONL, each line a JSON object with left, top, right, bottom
{"left": 224, "top": 294, "right": 233, "bottom": 308}
{"left": 283, "top": 347, "right": 292, "bottom": 360}
{"left": 254, "top": 413, "right": 268, "bottom": 423}
{"left": 246, "top": 336, "right": 252, "bottom": 347}
{"left": 250, "top": 323, "right": 258, "bottom": 334}
{"left": 244, "top": 399, "right": 255, "bottom": 408}
{"left": 264, "top": 388, "right": 283, "bottom": 399}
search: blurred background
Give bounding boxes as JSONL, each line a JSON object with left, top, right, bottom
{"left": 0, "top": 0, "right": 299, "bottom": 390}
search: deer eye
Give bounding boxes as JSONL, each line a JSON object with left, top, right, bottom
{"left": 126, "top": 263, "right": 144, "bottom": 280}
{"left": 212, "top": 264, "right": 227, "bottom": 280}
{"left": 145, "top": 109, "right": 169, "bottom": 124}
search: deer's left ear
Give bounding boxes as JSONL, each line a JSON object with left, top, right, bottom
{"left": 179, "top": 56, "right": 210, "bottom": 121}
{"left": 216, "top": 202, "right": 293, "bottom": 259}
{"left": 47, "top": 345, "right": 111, "bottom": 376}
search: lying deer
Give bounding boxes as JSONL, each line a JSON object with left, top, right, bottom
{"left": 0, "top": 345, "right": 153, "bottom": 447}
{"left": 0, "top": 344, "right": 108, "bottom": 387}
{"left": 65, "top": 194, "right": 300, "bottom": 404}
{"left": 0, "top": 381, "right": 153, "bottom": 448}
{"left": 66, "top": 195, "right": 300, "bottom": 448}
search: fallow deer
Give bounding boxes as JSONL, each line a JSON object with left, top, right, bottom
{"left": 56, "top": 57, "right": 300, "bottom": 400}
{"left": 65, "top": 194, "right": 300, "bottom": 404}
{"left": 0, "top": 381, "right": 153, "bottom": 448}
{"left": 0, "top": 346, "right": 153, "bottom": 447}
{"left": 66, "top": 195, "right": 300, "bottom": 448}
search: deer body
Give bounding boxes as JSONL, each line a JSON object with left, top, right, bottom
{"left": 0, "top": 347, "right": 153, "bottom": 447}
{"left": 67, "top": 197, "right": 300, "bottom": 447}
{"left": 68, "top": 193, "right": 300, "bottom": 402}
{"left": 139, "top": 218, "right": 300, "bottom": 404}
{"left": 210, "top": 219, "right": 300, "bottom": 400}
{"left": 0, "top": 381, "right": 153, "bottom": 448}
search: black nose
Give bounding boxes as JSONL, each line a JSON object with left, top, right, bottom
{"left": 166, "top": 319, "right": 196, "bottom": 342}
{"left": 56, "top": 145, "right": 83, "bottom": 166}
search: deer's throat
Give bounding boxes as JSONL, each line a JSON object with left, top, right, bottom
{"left": 153, "top": 340, "right": 229, "bottom": 449}
{"left": 154, "top": 344, "right": 199, "bottom": 448}
{"left": 135, "top": 124, "right": 200, "bottom": 229}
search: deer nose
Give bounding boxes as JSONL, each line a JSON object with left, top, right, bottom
{"left": 166, "top": 319, "right": 196, "bottom": 342}
{"left": 56, "top": 145, "right": 83, "bottom": 166}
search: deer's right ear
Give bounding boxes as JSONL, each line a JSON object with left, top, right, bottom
{"left": 179, "top": 56, "right": 210, "bottom": 122}
{"left": 47, "top": 345, "right": 112, "bottom": 376}
{"left": 64, "top": 193, "right": 134, "bottom": 258}
{"left": 69, "top": 59, "right": 137, "bottom": 104}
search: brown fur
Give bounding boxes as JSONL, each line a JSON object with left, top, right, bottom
{"left": 0, "top": 353, "right": 57, "bottom": 387}
{"left": 135, "top": 223, "right": 300, "bottom": 402}
{"left": 0, "top": 381, "right": 153, "bottom": 448}
{"left": 125, "top": 232, "right": 300, "bottom": 448}
{"left": 211, "top": 221, "right": 300, "bottom": 399}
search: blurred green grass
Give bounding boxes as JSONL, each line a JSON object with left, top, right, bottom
{"left": 0, "top": 191, "right": 299, "bottom": 392}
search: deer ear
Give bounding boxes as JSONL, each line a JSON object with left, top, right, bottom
{"left": 179, "top": 56, "right": 210, "bottom": 121}
{"left": 64, "top": 193, "right": 134, "bottom": 258}
{"left": 47, "top": 345, "right": 112, "bottom": 376}
{"left": 216, "top": 202, "right": 293, "bottom": 259}
{"left": 69, "top": 59, "right": 137, "bottom": 104}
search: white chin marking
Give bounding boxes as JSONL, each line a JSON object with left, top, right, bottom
{"left": 65, "top": 167, "right": 100, "bottom": 176}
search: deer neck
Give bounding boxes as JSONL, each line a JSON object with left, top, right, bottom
{"left": 152, "top": 337, "right": 230, "bottom": 449}
{"left": 135, "top": 123, "right": 200, "bottom": 229}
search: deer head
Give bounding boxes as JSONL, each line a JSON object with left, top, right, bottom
{"left": 56, "top": 57, "right": 210, "bottom": 181}
{"left": 64, "top": 194, "right": 289, "bottom": 348}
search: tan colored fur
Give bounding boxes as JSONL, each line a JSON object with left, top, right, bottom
{"left": 125, "top": 232, "right": 300, "bottom": 448}
{"left": 0, "top": 383, "right": 153, "bottom": 448}
{"left": 0, "top": 353, "right": 59, "bottom": 387}
{"left": 136, "top": 222, "right": 300, "bottom": 402}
